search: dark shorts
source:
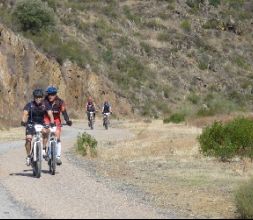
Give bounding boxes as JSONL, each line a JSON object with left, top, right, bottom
{"left": 25, "top": 124, "right": 36, "bottom": 136}
{"left": 25, "top": 123, "right": 45, "bottom": 136}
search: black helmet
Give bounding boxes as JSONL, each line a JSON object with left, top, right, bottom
{"left": 33, "top": 89, "right": 44, "bottom": 98}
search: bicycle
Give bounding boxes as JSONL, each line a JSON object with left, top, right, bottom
{"left": 88, "top": 111, "right": 95, "bottom": 130}
{"left": 47, "top": 126, "right": 57, "bottom": 175}
{"left": 47, "top": 124, "right": 67, "bottom": 175}
{"left": 30, "top": 124, "right": 44, "bottom": 178}
{"left": 103, "top": 113, "right": 111, "bottom": 130}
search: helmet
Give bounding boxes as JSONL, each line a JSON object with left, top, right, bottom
{"left": 46, "top": 86, "right": 58, "bottom": 95}
{"left": 33, "top": 89, "right": 44, "bottom": 98}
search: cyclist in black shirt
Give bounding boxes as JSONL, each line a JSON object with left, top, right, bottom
{"left": 21, "top": 89, "right": 55, "bottom": 166}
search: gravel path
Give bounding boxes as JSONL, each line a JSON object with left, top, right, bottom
{"left": 0, "top": 122, "right": 174, "bottom": 219}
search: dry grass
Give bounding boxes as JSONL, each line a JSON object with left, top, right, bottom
{"left": 95, "top": 120, "right": 253, "bottom": 218}
{"left": 0, "top": 127, "right": 23, "bottom": 142}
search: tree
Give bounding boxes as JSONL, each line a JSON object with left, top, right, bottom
{"left": 13, "top": 0, "right": 55, "bottom": 33}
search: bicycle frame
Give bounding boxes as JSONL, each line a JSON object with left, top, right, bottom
{"left": 32, "top": 124, "right": 43, "bottom": 161}
{"left": 48, "top": 126, "right": 57, "bottom": 159}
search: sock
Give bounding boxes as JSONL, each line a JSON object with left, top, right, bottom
{"left": 57, "top": 142, "right": 62, "bottom": 158}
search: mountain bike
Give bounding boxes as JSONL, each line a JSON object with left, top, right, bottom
{"left": 47, "top": 126, "right": 57, "bottom": 175}
{"left": 88, "top": 111, "right": 95, "bottom": 130}
{"left": 103, "top": 113, "right": 111, "bottom": 130}
{"left": 30, "top": 124, "right": 44, "bottom": 178}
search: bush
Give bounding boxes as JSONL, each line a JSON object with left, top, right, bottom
{"left": 180, "top": 20, "right": 191, "bottom": 32}
{"left": 140, "top": 42, "right": 152, "bottom": 56}
{"left": 236, "top": 178, "right": 253, "bottom": 219}
{"left": 199, "top": 117, "right": 253, "bottom": 161}
{"left": 208, "top": 0, "right": 221, "bottom": 7}
{"left": 102, "top": 49, "right": 113, "bottom": 64}
{"left": 157, "top": 31, "right": 171, "bottom": 42}
{"left": 76, "top": 132, "right": 97, "bottom": 157}
{"left": 25, "top": 31, "right": 92, "bottom": 67}
{"left": 117, "top": 56, "right": 147, "bottom": 81}
{"left": 13, "top": 0, "right": 55, "bottom": 33}
{"left": 202, "top": 19, "right": 222, "bottom": 29}
{"left": 164, "top": 113, "right": 185, "bottom": 124}
{"left": 188, "top": 93, "right": 200, "bottom": 104}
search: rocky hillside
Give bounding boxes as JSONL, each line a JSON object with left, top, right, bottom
{"left": 0, "top": 0, "right": 253, "bottom": 126}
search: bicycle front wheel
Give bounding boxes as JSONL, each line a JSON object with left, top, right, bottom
{"left": 34, "top": 142, "right": 42, "bottom": 178}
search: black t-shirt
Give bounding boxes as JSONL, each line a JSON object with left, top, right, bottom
{"left": 103, "top": 103, "right": 111, "bottom": 113}
{"left": 23, "top": 101, "right": 51, "bottom": 124}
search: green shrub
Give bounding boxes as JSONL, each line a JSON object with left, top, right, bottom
{"left": 76, "top": 132, "right": 98, "bottom": 157}
{"left": 188, "top": 93, "right": 200, "bottom": 104}
{"left": 157, "top": 31, "right": 171, "bottom": 42}
{"left": 13, "top": 0, "right": 55, "bottom": 33}
{"left": 140, "top": 42, "right": 152, "bottom": 56}
{"left": 202, "top": 19, "right": 222, "bottom": 29}
{"left": 197, "top": 95, "right": 238, "bottom": 117}
{"left": 208, "top": 0, "right": 221, "bottom": 7}
{"left": 102, "top": 49, "right": 113, "bottom": 64}
{"left": 186, "top": 0, "right": 204, "bottom": 13}
{"left": 117, "top": 56, "right": 147, "bottom": 81}
{"left": 164, "top": 113, "right": 185, "bottom": 124}
{"left": 25, "top": 30, "right": 92, "bottom": 67}
{"left": 123, "top": 5, "right": 141, "bottom": 25}
{"left": 103, "top": 0, "right": 118, "bottom": 18}
{"left": 180, "top": 20, "right": 191, "bottom": 32}
{"left": 236, "top": 178, "right": 253, "bottom": 219}
{"left": 233, "top": 55, "right": 250, "bottom": 70}
{"left": 198, "top": 117, "right": 253, "bottom": 161}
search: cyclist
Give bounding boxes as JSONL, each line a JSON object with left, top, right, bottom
{"left": 102, "top": 100, "right": 112, "bottom": 127}
{"left": 21, "top": 89, "right": 55, "bottom": 166}
{"left": 102, "top": 100, "right": 112, "bottom": 115}
{"left": 86, "top": 96, "right": 96, "bottom": 127}
{"left": 44, "top": 86, "right": 72, "bottom": 166}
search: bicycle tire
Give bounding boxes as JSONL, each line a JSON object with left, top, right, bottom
{"left": 51, "top": 141, "right": 57, "bottom": 175}
{"left": 35, "top": 142, "right": 42, "bottom": 178}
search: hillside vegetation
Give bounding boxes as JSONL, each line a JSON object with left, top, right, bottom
{"left": 0, "top": 0, "right": 253, "bottom": 122}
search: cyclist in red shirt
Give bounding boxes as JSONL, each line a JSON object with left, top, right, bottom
{"left": 44, "top": 86, "right": 72, "bottom": 165}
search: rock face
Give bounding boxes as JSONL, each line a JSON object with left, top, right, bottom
{"left": 0, "top": 24, "right": 132, "bottom": 127}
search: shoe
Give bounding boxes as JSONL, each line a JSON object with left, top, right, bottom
{"left": 26, "top": 156, "right": 31, "bottom": 166}
{"left": 56, "top": 156, "right": 62, "bottom": 166}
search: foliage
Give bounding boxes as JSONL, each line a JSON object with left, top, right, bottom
{"left": 199, "top": 117, "right": 253, "bottom": 161}
{"left": 76, "top": 132, "right": 98, "bottom": 157}
{"left": 13, "top": 0, "right": 55, "bottom": 33}
{"left": 235, "top": 178, "right": 253, "bottom": 219}
{"left": 164, "top": 113, "right": 185, "bottom": 124}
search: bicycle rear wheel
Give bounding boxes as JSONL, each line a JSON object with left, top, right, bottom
{"left": 50, "top": 141, "right": 57, "bottom": 175}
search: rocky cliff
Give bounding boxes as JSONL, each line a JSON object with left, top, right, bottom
{"left": 0, "top": 24, "right": 132, "bottom": 127}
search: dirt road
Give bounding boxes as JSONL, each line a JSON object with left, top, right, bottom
{"left": 0, "top": 122, "right": 177, "bottom": 219}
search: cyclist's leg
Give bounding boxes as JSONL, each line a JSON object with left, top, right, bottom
{"left": 25, "top": 135, "right": 32, "bottom": 156}
{"left": 43, "top": 117, "right": 50, "bottom": 154}
{"left": 42, "top": 128, "right": 50, "bottom": 149}
{"left": 42, "top": 128, "right": 50, "bottom": 159}
{"left": 55, "top": 119, "right": 62, "bottom": 165}
{"left": 25, "top": 126, "right": 33, "bottom": 165}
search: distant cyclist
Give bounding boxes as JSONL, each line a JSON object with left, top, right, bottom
{"left": 86, "top": 96, "right": 96, "bottom": 125}
{"left": 102, "top": 100, "right": 112, "bottom": 115}
{"left": 21, "top": 89, "right": 55, "bottom": 166}
{"left": 102, "top": 100, "right": 112, "bottom": 127}
{"left": 44, "top": 86, "right": 72, "bottom": 166}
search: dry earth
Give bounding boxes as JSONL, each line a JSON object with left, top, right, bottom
{"left": 0, "top": 119, "right": 252, "bottom": 218}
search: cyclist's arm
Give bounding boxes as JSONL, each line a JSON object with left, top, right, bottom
{"left": 47, "top": 110, "right": 55, "bottom": 124}
{"left": 62, "top": 111, "right": 70, "bottom": 122}
{"left": 22, "top": 110, "right": 29, "bottom": 124}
